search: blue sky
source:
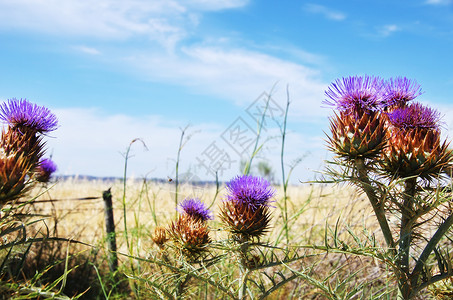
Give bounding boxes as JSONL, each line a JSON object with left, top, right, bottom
{"left": 1, "top": 0, "right": 453, "bottom": 183}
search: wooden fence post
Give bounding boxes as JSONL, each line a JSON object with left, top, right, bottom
{"left": 103, "top": 188, "right": 118, "bottom": 273}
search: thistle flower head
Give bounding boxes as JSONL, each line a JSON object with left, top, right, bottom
{"left": 178, "top": 198, "right": 213, "bottom": 222}
{"left": 387, "top": 102, "right": 441, "bottom": 130}
{"left": 383, "top": 77, "right": 422, "bottom": 108}
{"left": 220, "top": 175, "right": 275, "bottom": 241}
{"left": 225, "top": 175, "right": 275, "bottom": 211}
{"left": 324, "top": 75, "right": 384, "bottom": 115}
{"left": 382, "top": 102, "right": 451, "bottom": 179}
{"left": 0, "top": 98, "right": 58, "bottom": 133}
{"left": 35, "top": 158, "right": 57, "bottom": 183}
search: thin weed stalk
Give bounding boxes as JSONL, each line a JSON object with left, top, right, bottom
{"left": 174, "top": 125, "right": 192, "bottom": 215}
{"left": 280, "top": 86, "right": 290, "bottom": 247}
{"left": 243, "top": 84, "right": 277, "bottom": 175}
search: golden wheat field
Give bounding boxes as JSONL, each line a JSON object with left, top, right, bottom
{"left": 16, "top": 177, "right": 448, "bottom": 299}
{"left": 30, "top": 177, "right": 380, "bottom": 250}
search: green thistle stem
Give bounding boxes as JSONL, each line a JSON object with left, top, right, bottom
{"left": 354, "top": 158, "right": 395, "bottom": 251}
{"left": 410, "top": 213, "right": 453, "bottom": 296}
{"left": 397, "top": 177, "right": 417, "bottom": 299}
{"left": 280, "top": 92, "right": 290, "bottom": 247}
{"left": 238, "top": 239, "right": 251, "bottom": 300}
{"left": 238, "top": 267, "right": 250, "bottom": 300}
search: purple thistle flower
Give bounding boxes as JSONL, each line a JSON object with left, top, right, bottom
{"left": 387, "top": 102, "right": 441, "bottom": 130}
{"left": 39, "top": 158, "right": 57, "bottom": 174}
{"left": 0, "top": 98, "right": 58, "bottom": 133}
{"left": 225, "top": 175, "right": 276, "bottom": 210}
{"left": 36, "top": 158, "right": 57, "bottom": 182}
{"left": 178, "top": 198, "right": 213, "bottom": 221}
{"left": 383, "top": 77, "right": 422, "bottom": 107}
{"left": 324, "top": 75, "right": 384, "bottom": 114}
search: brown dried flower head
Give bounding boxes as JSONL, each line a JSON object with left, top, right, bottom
{"left": 151, "top": 226, "right": 169, "bottom": 249}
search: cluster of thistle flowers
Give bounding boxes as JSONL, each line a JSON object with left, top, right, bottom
{"left": 152, "top": 174, "right": 276, "bottom": 259}
{"left": 0, "top": 98, "right": 58, "bottom": 207}
{"left": 325, "top": 76, "right": 452, "bottom": 180}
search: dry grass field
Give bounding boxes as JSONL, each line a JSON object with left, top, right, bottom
{"left": 5, "top": 176, "right": 446, "bottom": 299}
{"left": 23, "top": 178, "right": 386, "bottom": 298}
{"left": 30, "top": 177, "right": 380, "bottom": 251}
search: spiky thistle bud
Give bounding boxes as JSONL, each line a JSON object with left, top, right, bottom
{"left": 151, "top": 226, "right": 169, "bottom": 249}
{"left": 381, "top": 102, "right": 452, "bottom": 180}
{"left": 0, "top": 150, "right": 32, "bottom": 203}
{"left": 167, "top": 214, "right": 211, "bottom": 259}
{"left": 325, "top": 75, "right": 387, "bottom": 159}
{"left": 219, "top": 175, "right": 276, "bottom": 242}
{"left": 35, "top": 158, "right": 57, "bottom": 183}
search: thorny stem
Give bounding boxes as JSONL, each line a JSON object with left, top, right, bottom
{"left": 176, "top": 274, "right": 192, "bottom": 299}
{"left": 397, "top": 177, "right": 417, "bottom": 299}
{"left": 239, "top": 267, "right": 250, "bottom": 300}
{"left": 238, "top": 239, "right": 251, "bottom": 300}
{"left": 354, "top": 158, "right": 396, "bottom": 251}
{"left": 410, "top": 213, "right": 453, "bottom": 296}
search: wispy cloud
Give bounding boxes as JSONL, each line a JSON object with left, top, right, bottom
{"left": 377, "top": 24, "right": 401, "bottom": 37}
{"left": 46, "top": 107, "right": 322, "bottom": 182}
{"left": 303, "top": 4, "right": 346, "bottom": 21}
{"left": 74, "top": 46, "right": 101, "bottom": 55}
{"left": 123, "top": 45, "right": 328, "bottom": 118}
{"left": 186, "top": 0, "right": 250, "bottom": 11}
{"left": 0, "top": 0, "right": 327, "bottom": 119}
{"left": 0, "top": 0, "right": 247, "bottom": 48}
{"left": 425, "top": 0, "right": 452, "bottom": 5}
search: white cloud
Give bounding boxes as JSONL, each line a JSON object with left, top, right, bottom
{"left": 74, "top": 46, "right": 101, "bottom": 55}
{"left": 0, "top": 0, "right": 328, "bottom": 119}
{"left": 303, "top": 4, "right": 346, "bottom": 21}
{"left": 46, "top": 107, "right": 214, "bottom": 179}
{"left": 425, "top": 0, "right": 452, "bottom": 5}
{"left": 45, "top": 107, "right": 323, "bottom": 182}
{"left": 377, "top": 24, "right": 400, "bottom": 37}
{"left": 0, "top": 0, "right": 331, "bottom": 181}
{"left": 124, "top": 45, "right": 329, "bottom": 119}
{"left": 0, "top": 0, "right": 248, "bottom": 49}
{"left": 185, "top": 0, "right": 249, "bottom": 11}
